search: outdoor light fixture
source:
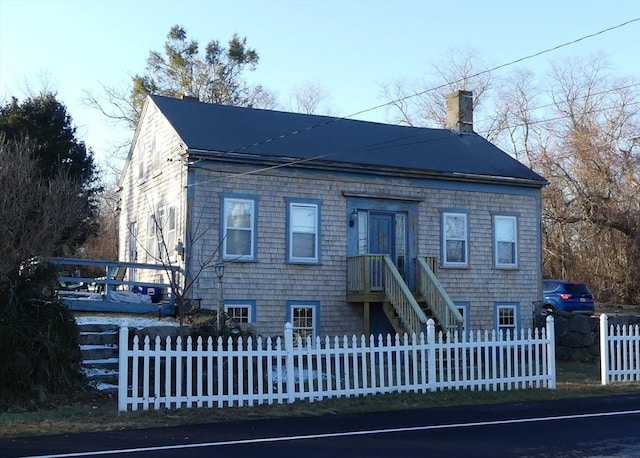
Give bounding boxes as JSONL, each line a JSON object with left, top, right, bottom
{"left": 349, "top": 209, "right": 358, "bottom": 227}
{"left": 175, "top": 241, "right": 185, "bottom": 260}
{"left": 215, "top": 261, "right": 225, "bottom": 279}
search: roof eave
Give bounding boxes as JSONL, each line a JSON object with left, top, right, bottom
{"left": 186, "top": 149, "right": 548, "bottom": 188}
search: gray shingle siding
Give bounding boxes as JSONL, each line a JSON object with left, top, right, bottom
{"left": 186, "top": 163, "right": 541, "bottom": 337}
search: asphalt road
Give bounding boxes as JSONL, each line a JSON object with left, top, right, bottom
{"left": 3, "top": 394, "right": 640, "bottom": 458}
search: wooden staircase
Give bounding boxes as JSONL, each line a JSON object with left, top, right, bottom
{"left": 347, "top": 254, "right": 463, "bottom": 336}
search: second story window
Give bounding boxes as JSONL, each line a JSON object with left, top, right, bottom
{"left": 494, "top": 215, "right": 518, "bottom": 268}
{"left": 222, "top": 196, "right": 256, "bottom": 260}
{"left": 287, "top": 200, "right": 320, "bottom": 263}
{"left": 442, "top": 212, "right": 468, "bottom": 267}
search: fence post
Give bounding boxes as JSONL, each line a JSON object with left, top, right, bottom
{"left": 545, "top": 315, "right": 556, "bottom": 389}
{"left": 600, "top": 314, "right": 609, "bottom": 385}
{"left": 284, "top": 322, "right": 296, "bottom": 403}
{"left": 118, "top": 326, "right": 129, "bottom": 412}
{"left": 426, "top": 319, "right": 436, "bottom": 391}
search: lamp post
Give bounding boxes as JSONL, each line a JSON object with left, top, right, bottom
{"left": 215, "top": 261, "right": 225, "bottom": 333}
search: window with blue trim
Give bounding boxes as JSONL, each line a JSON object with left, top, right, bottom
{"left": 442, "top": 212, "right": 468, "bottom": 266}
{"left": 287, "top": 200, "right": 320, "bottom": 263}
{"left": 494, "top": 215, "right": 518, "bottom": 268}
{"left": 453, "top": 301, "right": 470, "bottom": 337}
{"left": 224, "top": 300, "right": 256, "bottom": 324}
{"left": 287, "top": 301, "right": 319, "bottom": 345}
{"left": 495, "top": 303, "right": 519, "bottom": 339}
{"left": 222, "top": 196, "right": 256, "bottom": 260}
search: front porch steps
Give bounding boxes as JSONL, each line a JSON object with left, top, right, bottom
{"left": 78, "top": 323, "right": 120, "bottom": 393}
{"left": 382, "top": 295, "right": 440, "bottom": 336}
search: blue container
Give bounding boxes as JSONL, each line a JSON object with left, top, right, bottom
{"left": 132, "top": 285, "right": 162, "bottom": 303}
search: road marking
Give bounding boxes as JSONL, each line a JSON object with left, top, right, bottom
{"left": 19, "top": 409, "right": 640, "bottom": 458}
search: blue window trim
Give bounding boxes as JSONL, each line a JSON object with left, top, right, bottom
{"left": 286, "top": 300, "right": 320, "bottom": 341}
{"left": 494, "top": 302, "right": 520, "bottom": 337}
{"left": 224, "top": 299, "right": 256, "bottom": 323}
{"left": 492, "top": 213, "right": 519, "bottom": 269}
{"left": 285, "top": 198, "right": 322, "bottom": 264}
{"left": 441, "top": 209, "right": 469, "bottom": 268}
{"left": 220, "top": 193, "right": 259, "bottom": 262}
{"left": 453, "top": 301, "right": 471, "bottom": 336}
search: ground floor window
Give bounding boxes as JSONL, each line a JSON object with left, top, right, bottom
{"left": 287, "top": 301, "right": 319, "bottom": 345}
{"left": 494, "top": 302, "right": 519, "bottom": 339}
{"left": 224, "top": 300, "right": 256, "bottom": 324}
{"left": 453, "top": 301, "right": 470, "bottom": 337}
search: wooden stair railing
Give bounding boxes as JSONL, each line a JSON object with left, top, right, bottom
{"left": 347, "top": 254, "right": 427, "bottom": 335}
{"left": 416, "top": 256, "right": 463, "bottom": 335}
{"left": 382, "top": 256, "right": 427, "bottom": 336}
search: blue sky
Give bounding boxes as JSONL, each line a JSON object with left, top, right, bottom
{"left": 1, "top": 0, "right": 639, "bottom": 173}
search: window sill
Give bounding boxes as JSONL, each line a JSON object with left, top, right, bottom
{"left": 494, "top": 265, "right": 519, "bottom": 270}
{"left": 285, "top": 260, "right": 321, "bottom": 266}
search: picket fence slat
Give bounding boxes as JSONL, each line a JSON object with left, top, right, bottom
{"left": 118, "top": 317, "right": 557, "bottom": 412}
{"left": 600, "top": 314, "right": 640, "bottom": 385}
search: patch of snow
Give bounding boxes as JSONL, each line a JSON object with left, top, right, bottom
{"left": 83, "top": 358, "right": 119, "bottom": 364}
{"left": 79, "top": 331, "right": 119, "bottom": 335}
{"left": 75, "top": 313, "right": 180, "bottom": 329}
{"left": 271, "top": 367, "right": 328, "bottom": 384}
{"left": 80, "top": 344, "right": 117, "bottom": 350}
{"left": 82, "top": 367, "right": 118, "bottom": 377}
{"left": 93, "top": 381, "right": 118, "bottom": 391}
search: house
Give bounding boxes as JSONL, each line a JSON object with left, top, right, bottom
{"left": 117, "top": 90, "right": 547, "bottom": 340}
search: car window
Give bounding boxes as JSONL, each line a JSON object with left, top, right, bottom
{"left": 564, "top": 283, "right": 591, "bottom": 294}
{"left": 543, "top": 281, "right": 557, "bottom": 292}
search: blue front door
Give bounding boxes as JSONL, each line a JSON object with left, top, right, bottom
{"left": 369, "top": 212, "right": 394, "bottom": 258}
{"left": 369, "top": 212, "right": 396, "bottom": 337}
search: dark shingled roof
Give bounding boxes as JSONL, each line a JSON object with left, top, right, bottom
{"left": 150, "top": 95, "right": 546, "bottom": 185}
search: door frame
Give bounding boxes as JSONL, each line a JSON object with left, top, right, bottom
{"left": 346, "top": 196, "right": 419, "bottom": 290}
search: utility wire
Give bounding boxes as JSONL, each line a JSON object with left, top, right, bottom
{"left": 229, "top": 17, "right": 640, "bottom": 155}
{"left": 475, "top": 82, "right": 640, "bottom": 126}
{"left": 188, "top": 18, "right": 640, "bottom": 187}
{"left": 478, "top": 100, "right": 640, "bottom": 136}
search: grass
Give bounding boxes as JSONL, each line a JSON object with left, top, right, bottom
{"left": 2, "top": 360, "right": 640, "bottom": 439}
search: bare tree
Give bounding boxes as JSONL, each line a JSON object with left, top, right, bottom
{"left": 81, "top": 183, "right": 120, "bottom": 261}
{"left": 126, "top": 194, "right": 226, "bottom": 326}
{"left": 379, "top": 48, "right": 495, "bottom": 132}
{"left": 0, "top": 136, "right": 91, "bottom": 277}
{"left": 287, "top": 81, "right": 334, "bottom": 115}
{"left": 383, "top": 49, "right": 640, "bottom": 304}
{"left": 536, "top": 57, "right": 639, "bottom": 303}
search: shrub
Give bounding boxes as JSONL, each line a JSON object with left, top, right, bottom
{"left": 0, "top": 261, "right": 85, "bottom": 406}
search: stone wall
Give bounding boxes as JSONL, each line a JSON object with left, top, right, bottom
{"left": 534, "top": 311, "right": 640, "bottom": 362}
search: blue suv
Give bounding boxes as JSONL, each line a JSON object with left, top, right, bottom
{"left": 542, "top": 280, "right": 594, "bottom": 314}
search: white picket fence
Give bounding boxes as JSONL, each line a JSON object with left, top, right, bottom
{"left": 117, "top": 317, "right": 556, "bottom": 412}
{"left": 600, "top": 314, "right": 640, "bottom": 385}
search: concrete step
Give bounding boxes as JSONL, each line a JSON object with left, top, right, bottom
{"left": 80, "top": 345, "right": 118, "bottom": 361}
{"left": 77, "top": 323, "right": 120, "bottom": 333}
{"left": 78, "top": 322, "right": 121, "bottom": 392}
{"left": 78, "top": 330, "right": 119, "bottom": 346}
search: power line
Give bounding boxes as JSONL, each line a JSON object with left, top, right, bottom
{"left": 478, "top": 100, "right": 640, "bottom": 136}
{"left": 190, "top": 18, "right": 640, "bottom": 186}
{"left": 228, "top": 17, "right": 639, "bottom": 155}
{"left": 475, "top": 82, "right": 640, "bottom": 126}
{"left": 349, "top": 18, "right": 640, "bottom": 120}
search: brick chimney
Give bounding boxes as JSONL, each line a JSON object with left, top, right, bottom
{"left": 445, "top": 90, "right": 473, "bottom": 133}
{"left": 180, "top": 93, "right": 199, "bottom": 102}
